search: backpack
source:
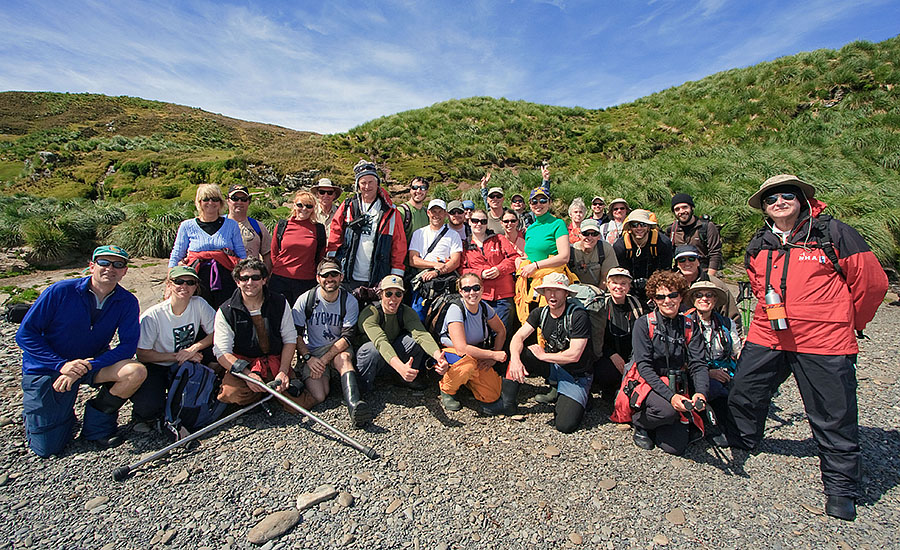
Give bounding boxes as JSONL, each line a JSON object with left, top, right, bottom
{"left": 668, "top": 215, "right": 713, "bottom": 248}
{"left": 538, "top": 296, "right": 587, "bottom": 354}
{"left": 398, "top": 203, "right": 413, "bottom": 236}
{"left": 425, "top": 294, "right": 492, "bottom": 348}
{"left": 568, "top": 243, "right": 605, "bottom": 280}
{"left": 164, "top": 361, "right": 227, "bottom": 439}
{"left": 374, "top": 302, "right": 408, "bottom": 333}
{"left": 275, "top": 219, "right": 326, "bottom": 262}
{"left": 4, "top": 302, "right": 32, "bottom": 324}
{"left": 567, "top": 283, "right": 607, "bottom": 359}
{"left": 622, "top": 230, "right": 659, "bottom": 260}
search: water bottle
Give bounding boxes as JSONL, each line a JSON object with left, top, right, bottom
{"left": 764, "top": 284, "right": 788, "bottom": 331}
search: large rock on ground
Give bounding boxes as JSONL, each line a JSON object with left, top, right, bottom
{"left": 247, "top": 510, "right": 301, "bottom": 545}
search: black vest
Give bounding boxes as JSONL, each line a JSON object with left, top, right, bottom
{"left": 219, "top": 289, "right": 287, "bottom": 358}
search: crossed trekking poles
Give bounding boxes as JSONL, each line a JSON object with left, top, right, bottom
{"left": 113, "top": 363, "right": 377, "bottom": 481}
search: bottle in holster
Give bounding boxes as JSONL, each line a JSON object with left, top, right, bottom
{"left": 764, "top": 284, "right": 788, "bottom": 331}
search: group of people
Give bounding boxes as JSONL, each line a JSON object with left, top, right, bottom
{"left": 16, "top": 159, "right": 887, "bottom": 521}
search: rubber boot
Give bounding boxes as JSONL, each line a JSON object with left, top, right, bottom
{"left": 82, "top": 385, "right": 126, "bottom": 447}
{"left": 441, "top": 391, "right": 462, "bottom": 411}
{"left": 533, "top": 384, "right": 558, "bottom": 404}
{"left": 341, "top": 371, "right": 371, "bottom": 427}
{"left": 501, "top": 378, "right": 520, "bottom": 416}
{"left": 825, "top": 496, "right": 856, "bottom": 521}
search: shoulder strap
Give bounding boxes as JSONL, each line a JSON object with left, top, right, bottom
{"left": 275, "top": 219, "right": 288, "bottom": 252}
{"left": 813, "top": 215, "right": 845, "bottom": 280}
{"left": 425, "top": 225, "right": 450, "bottom": 256}
{"left": 568, "top": 244, "right": 578, "bottom": 271}
{"left": 647, "top": 311, "right": 657, "bottom": 340}
{"left": 698, "top": 217, "right": 709, "bottom": 245}
{"left": 399, "top": 204, "right": 412, "bottom": 233}
{"left": 303, "top": 288, "right": 318, "bottom": 322}
{"left": 248, "top": 217, "right": 262, "bottom": 237}
{"left": 339, "top": 289, "right": 348, "bottom": 327}
{"left": 315, "top": 222, "right": 326, "bottom": 260}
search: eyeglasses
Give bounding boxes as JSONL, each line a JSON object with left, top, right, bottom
{"left": 319, "top": 271, "right": 341, "bottom": 279}
{"left": 449, "top": 209, "right": 464, "bottom": 215}
{"left": 470, "top": 218, "right": 488, "bottom": 224}
{"left": 383, "top": 290, "right": 403, "bottom": 298}
{"left": 653, "top": 291, "right": 681, "bottom": 301}
{"left": 488, "top": 193, "right": 503, "bottom": 200}
{"left": 460, "top": 284, "right": 482, "bottom": 293}
{"left": 317, "top": 189, "right": 336, "bottom": 196}
{"left": 764, "top": 192, "right": 797, "bottom": 205}
{"left": 502, "top": 218, "right": 518, "bottom": 224}
{"left": 410, "top": 184, "right": 428, "bottom": 191}
{"left": 630, "top": 222, "right": 649, "bottom": 228}
{"left": 201, "top": 197, "right": 222, "bottom": 203}
{"left": 676, "top": 256, "right": 699, "bottom": 263}
{"left": 235, "top": 274, "right": 264, "bottom": 282}
{"left": 582, "top": 231, "right": 600, "bottom": 237}
{"left": 171, "top": 278, "right": 198, "bottom": 286}
{"left": 229, "top": 196, "right": 250, "bottom": 202}
{"left": 694, "top": 291, "right": 717, "bottom": 299}
{"left": 94, "top": 258, "right": 127, "bottom": 269}
{"left": 296, "top": 203, "right": 316, "bottom": 209}
{"left": 530, "top": 197, "right": 549, "bottom": 205}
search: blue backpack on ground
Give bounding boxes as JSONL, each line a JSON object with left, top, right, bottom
{"left": 164, "top": 361, "right": 227, "bottom": 439}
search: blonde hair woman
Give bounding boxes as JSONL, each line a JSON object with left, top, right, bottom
{"left": 269, "top": 189, "right": 327, "bottom": 306}
{"left": 169, "top": 184, "right": 247, "bottom": 308}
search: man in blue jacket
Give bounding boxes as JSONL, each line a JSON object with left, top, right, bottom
{"left": 16, "top": 245, "right": 146, "bottom": 457}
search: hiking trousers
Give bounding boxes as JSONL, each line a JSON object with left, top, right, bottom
{"left": 439, "top": 347, "right": 501, "bottom": 403}
{"left": 727, "top": 342, "right": 860, "bottom": 498}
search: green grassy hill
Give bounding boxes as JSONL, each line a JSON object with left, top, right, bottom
{"left": 1, "top": 36, "right": 898, "bottom": 269}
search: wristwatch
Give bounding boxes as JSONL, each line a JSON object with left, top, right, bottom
{"left": 300, "top": 353, "right": 311, "bottom": 363}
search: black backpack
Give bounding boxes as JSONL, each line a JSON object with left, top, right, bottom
{"left": 164, "top": 361, "right": 227, "bottom": 440}
{"left": 274, "top": 219, "right": 326, "bottom": 262}
{"left": 299, "top": 288, "right": 350, "bottom": 336}
{"left": 4, "top": 302, "right": 32, "bottom": 324}
{"left": 424, "top": 294, "right": 492, "bottom": 348}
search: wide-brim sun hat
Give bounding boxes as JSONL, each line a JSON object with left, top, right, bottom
{"left": 608, "top": 198, "right": 628, "bottom": 210}
{"left": 623, "top": 209, "right": 657, "bottom": 228}
{"left": 685, "top": 280, "right": 728, "bottom": 306}
{"left": 312, "top": 178, "right": 339, "bottom": 190}
{"left": 748, "top": 174, "right": 816, "bottom": 210}
{"left": 534, "top": 272, "right": 576, "bottom": 294}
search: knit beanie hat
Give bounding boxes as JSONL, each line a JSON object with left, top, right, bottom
{"left": 671, "top": 193, "right": 694, "bottom": 211}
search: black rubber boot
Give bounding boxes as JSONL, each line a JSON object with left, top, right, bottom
{"left": 501, "top": 378, "right": 520, "bottom": 416}
{"left": 825, "top": 495, "right": 856, "bottom": 521}
{"left": 633, "top": 428, "right": 655, "bottom": 450}
{"left": 341, "top": 372, "right": 371, "bottom": 427}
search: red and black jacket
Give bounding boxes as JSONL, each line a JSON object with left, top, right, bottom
{"left": 744, "top": 199, "right": 888, "bottom": 355}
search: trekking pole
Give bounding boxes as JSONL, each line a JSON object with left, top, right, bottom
{"left": 230, "top": 369, "right": 377, "bottom": 460}
{"left": 112, "top": 391, "right": 275, "bottom": 482}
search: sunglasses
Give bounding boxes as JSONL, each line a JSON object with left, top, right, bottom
{"left": 694, "top": 291, "right": 717, "bottom": 299}
{"left": 171, "top": 278, "right": 198, "bottom": 286}
{"left": 582, "top": 231, "right": 600, "bottom": 237}
{"left": 410, "top": 184, "right": 428, "bottom": 191}
{"left": 317, "top": 189, "right": 336, "bottom": 196}
{"left": 502, "top": 218, "right": 518, "bottom": 224}
{"left": 460, "top": 284, "right": 482, "bottom": 293}
{"left": 612, "top": 206, "right": 627, "bottom": 211}
{"left": 296, "top": 203, "right": 316, "bottom": 209}
{"left": 383, "top": 290, "right": 403, "bottom": 298}
{"left": 235, "top": 274, "right": 264, "bottom": 282}
{"left": 229, "top": 196, "right": 250, "bottom": 202}
{"left": 470, "top": 218, "right": 488, "bottom": 224}
{"left": 676, "top": 256, "right": 698, "bottom": 263}
{"left": 488, "top": 193, "right": 503, "bottom": 199}
{"left": 764, "top": 192, "right": 797, "bottom": 205}
{"left": 200, "top": 197, "right": 222, "bottom": 203}
{"left": 511, "top": 198, "right": 524, "bottom": 204}
{"left": 592, "top": 202, "right": 605, "bottom": 207}
{"left": 449, "top": 209, "right": 464, "bottom": 215}
{"left": 318, "top": 271, "right": 341, "bottom": 279}
{"left": 630, "top": 222, "right": 649, "bottom": 228}
{"left": 94, "top": 258, "right": 127, "bottom": 269}
{"left": 530, "top": 197, "right": 549, "bottom": 205}
{"left": 653, "top": 291, "right": 681, "bottom": 301}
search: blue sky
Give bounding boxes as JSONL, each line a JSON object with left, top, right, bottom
{"left": 1, "top": 0, "right": 897, "bottom": 134}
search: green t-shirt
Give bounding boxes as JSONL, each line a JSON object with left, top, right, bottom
{"left": 399, "top": 202, "right": 429, "bottom": 244}
{"left": 524, "top": 212, "right": 568, "bottom": 262}
{"left": 357, "top": 303, "right": 440, "bottom": 363}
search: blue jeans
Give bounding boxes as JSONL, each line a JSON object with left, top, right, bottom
{"left": 355, "top": 334, "right": 429, "bottom": 393}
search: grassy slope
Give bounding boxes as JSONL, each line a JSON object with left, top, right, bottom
{"left": 1, "top": 36, "right": 898, "bottom": 267}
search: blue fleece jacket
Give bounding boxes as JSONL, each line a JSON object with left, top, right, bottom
{"left": 16, "top": 277, "right": 140, "bottom": 376}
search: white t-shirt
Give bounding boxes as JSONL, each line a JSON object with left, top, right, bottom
{"left": 212, "top": 297, "right": 298, "bottom": 358}
{"left": 439, "top": 302, "right": 495, "bottom": 347}
{"left": 409, "top": 224, "right": 463, "bottom": 263}
{"left": 352, "top": 199, "right": 382, "bottom": 282}
{"left": 138, "top": 296, "right": 216, "bottom": 366}
{"left": 292, "top": 288, "right": 360, "bottom": 350}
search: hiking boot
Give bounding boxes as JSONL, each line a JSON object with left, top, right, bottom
{"left": 633, "top": 428, "right": 654, "bottom": 450}
{"left": 533, "top": 386, "right": 558, "bottom": 404}
{"left": 89, "top": 432, "right": 124, "bottom": 450}
{"left": 441, "top": 391, "right": 462, "bottom": 411}
{"left": 481, "top": 399, "right": 506, "bottom": 416}
{"left": 341, "top": 372, "right": 371, "bottom": 427}
{"left": 825, "top": 496, "right": 856, "bottom": 521}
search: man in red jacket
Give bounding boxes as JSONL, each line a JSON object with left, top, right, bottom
{"left": 727, "top": 174, "right": 888, "bottom": 521}
{"left": 327, "top": 160, "right": 407, "bottom": 290}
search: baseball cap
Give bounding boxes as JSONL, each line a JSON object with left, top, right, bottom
{"left": 92, "top": 245, "right": 129, "bottom": 262}
{"left": 228, "top": 185, "right": 250, "bottom": 198}
{"left": 169, "top": 266, "right": 199, "bottom": 280}
{"left": 379, "top": 275, "right": 404, "bottom": 292}
{"left": 427, "top": 199, "right": 447, "bottom": 211}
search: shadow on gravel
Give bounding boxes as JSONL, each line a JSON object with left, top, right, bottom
{"left": 859, "top": 426, "right": 900, "bottom": 505}
{"left": 684, "top": 444, "right": 751, "bottom": 478}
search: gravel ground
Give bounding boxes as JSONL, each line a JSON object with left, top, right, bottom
{"left": 0, "top": 268, "right": 897, "bottom": 549}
